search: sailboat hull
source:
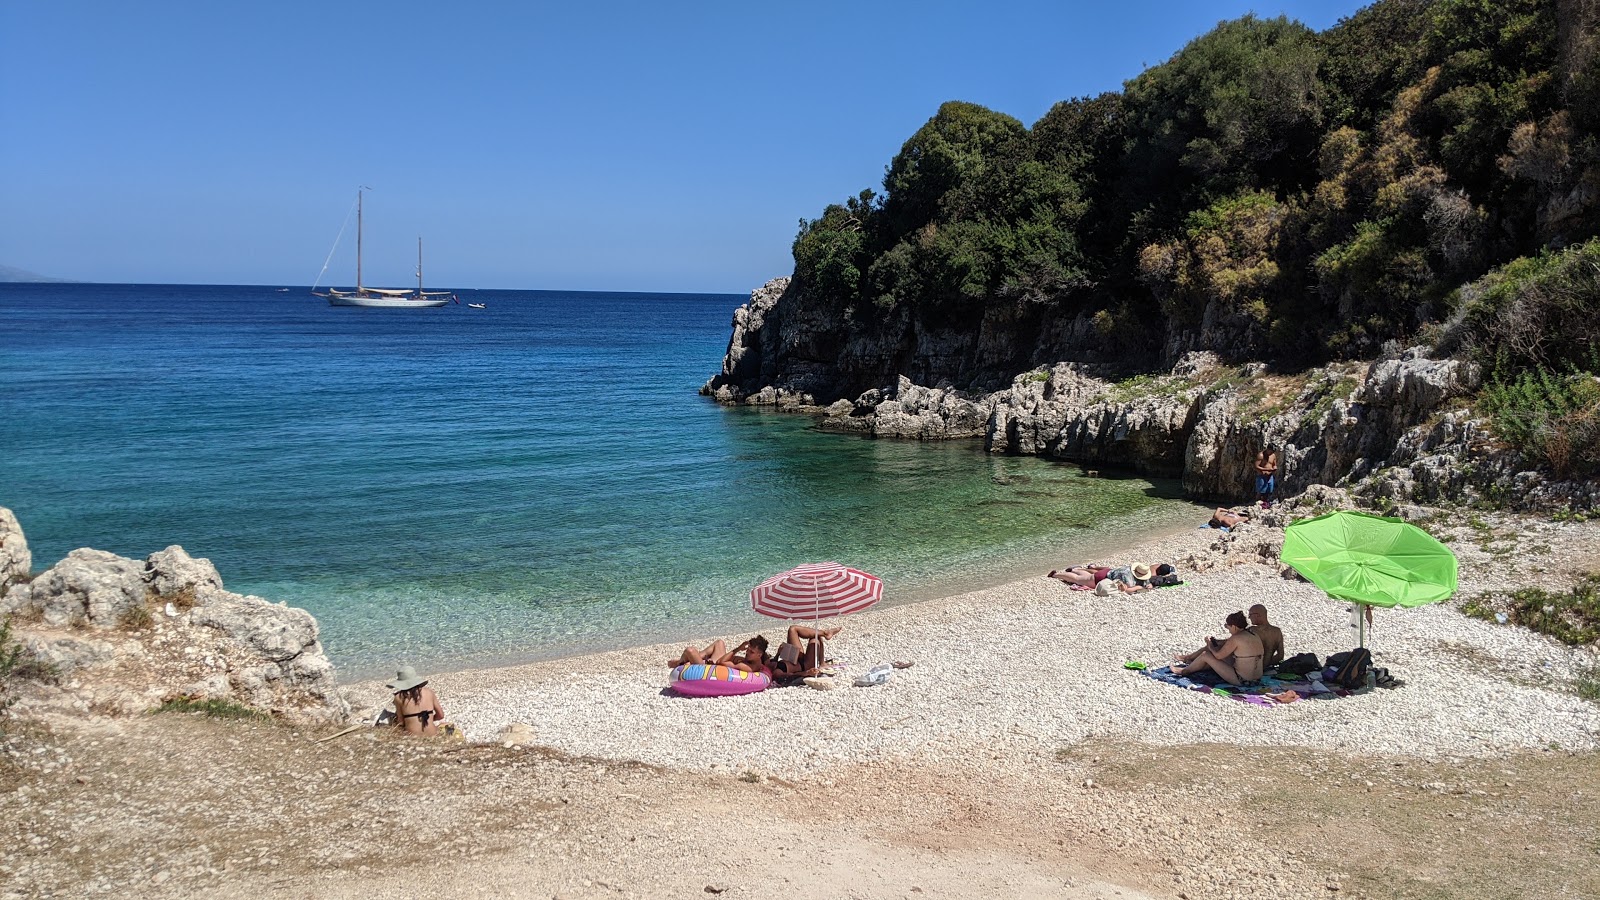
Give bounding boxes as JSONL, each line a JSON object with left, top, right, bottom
{"left": 321, "top": 293, "right": 449, "bottom": 308}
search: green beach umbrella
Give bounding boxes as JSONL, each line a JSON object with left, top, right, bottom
{"left": 1280, "top": 510, "right": 1458, "bottom": 648}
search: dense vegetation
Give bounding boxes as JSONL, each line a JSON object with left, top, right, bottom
{"left": 790, "top": 0, "right": 1600, "bottom": 368}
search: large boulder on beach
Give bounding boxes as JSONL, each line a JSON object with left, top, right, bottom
{"left": 145, "top": 544, "right": 223, "bottom": 598}
{"left": 2, "top": 548, "right": 148, "bottom": 628}
{"left": 3, "top": 531, "right": 348, "bottom": 724}
{"left": 0, "top": 506, "right": 30, "bottom": 592}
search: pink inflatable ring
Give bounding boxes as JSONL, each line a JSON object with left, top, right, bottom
{"left": 669, "top": 663, "right": 771, "bottom": 697}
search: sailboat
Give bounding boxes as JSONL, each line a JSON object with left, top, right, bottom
{"left": 313, "top": 188, "right": 452, "bottom": 308}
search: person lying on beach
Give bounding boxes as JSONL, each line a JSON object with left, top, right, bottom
{"left": 723, "top": 635, "right": 773, "bottom": 675}
{"left": 1208, "top": 508, "right": 1250, "bottom": 529}
{"left": 667, "top": 636, "right": 771, "bottom": 673}
{"left": 771, "top": 624, "right": 839, "bottom": 680}
{"left": 386, "top": 665, "right": 449, "bottom": 737}
{"left": 1171, "top": 611, "right": 1265, "bottom": 685}
{"left": 1047, "top": 565, "right": 1111, "bottom": 587}
{"left": 669, "top": 639, "right": 732, "bottom": 668}
{"left": 1248, "top": 604, "right": 1285, "bottom": 670}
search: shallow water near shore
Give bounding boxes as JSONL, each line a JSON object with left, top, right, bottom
{"left": 2, "top": 283, "right": 1205, "bottom": 677}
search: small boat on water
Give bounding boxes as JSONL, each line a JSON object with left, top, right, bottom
{"left": 467, "top": 302, "right": 486, "bottom": 309}
{"left": 313, "top": 188, "right": 452, "bottom": 308}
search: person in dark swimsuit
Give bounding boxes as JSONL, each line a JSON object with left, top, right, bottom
{"left": 1171, "top": 611, "right": 1265, "bottom": 685}
{"left": 770, "top": 625, "right": 839, "bottom": 680}
{"left": 386, "top": 665, "right": 448, "bottom": 736}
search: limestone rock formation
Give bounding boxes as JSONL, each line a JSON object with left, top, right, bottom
{"left": 0, "top": 506, "right": 29, "bottom": 590}
{"left": 818, "top": 376, "right": 990, "bottom": 439}
{"left": 3, "top": 548, "right": 149, "bottom": 629}
{"left": 0, "top": 510, "right": 348, "bottom": 724}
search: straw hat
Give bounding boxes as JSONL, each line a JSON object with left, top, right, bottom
{"left": 1132, "top": 563, "right": 1152, "bottom": 581}
{"left": 385, "top": 665, "right": 428, "bottom": 692}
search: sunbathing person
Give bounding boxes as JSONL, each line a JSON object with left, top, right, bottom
{"left": 721, "top": 636, "right": 772, "bottom": 675}
{"left": 771, "top": 624, "right": 839, "bottom": 679}
{"left": 1208, "top": 508, "right": 1250, "bottom": 529}
{"left": 386, "top": 665, "right": 449, "bottom": 737}
{"left": 1248, "top": 604, "right": 1285, "bottom": 669}
{"left": 668, "top": 638, "right": 732, "bottom": 668}
{"left": 1171, "top": 611, "right": 1265, "bottom": 685}
{"left": 1047, "top": 565, "right": 1111, "bottom": 587}
{"left": 667, "top": 635, "right": 771, "bottom": 672}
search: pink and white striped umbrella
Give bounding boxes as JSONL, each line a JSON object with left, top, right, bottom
{"left": 750, "top": 562, "right": 883, "bottom": 620}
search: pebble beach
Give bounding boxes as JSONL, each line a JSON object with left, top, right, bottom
{"left": 352, "top": 506, "right": 1600, "bottom": 779}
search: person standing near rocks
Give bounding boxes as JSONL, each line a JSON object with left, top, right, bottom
{"left": 1254, "top": 445, "right": 1279, "bottom": 510}
{"left": 387, "top": 666, "right": 448, "bottom": 737}
{"left": 1247, "top": 604, "right": 1284, "bottom": 670}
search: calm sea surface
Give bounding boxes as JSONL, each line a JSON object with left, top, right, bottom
{"left": 1, "top": 283, "right": 1205, "bottom": 677}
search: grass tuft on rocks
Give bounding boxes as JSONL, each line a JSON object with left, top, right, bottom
{"left": 152, "top": 696, "right": 270, "bottom": 722}
{"left": 121, "top": 602, "right": 154, "bottom": 631}
{"left": 1463, "top": 574, "right": 1600, "bottom": 646}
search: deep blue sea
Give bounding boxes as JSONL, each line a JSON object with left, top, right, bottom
{"left": 1, "top": 283, "right": 1204, "bottom": 677}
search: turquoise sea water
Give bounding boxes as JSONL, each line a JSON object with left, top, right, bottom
{"left": 1, "top": 284, "right": 1204, "bottom": 677}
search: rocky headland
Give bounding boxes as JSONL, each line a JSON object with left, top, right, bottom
{"left": 703, "top": 277, "right": 1598, "bottom": 514}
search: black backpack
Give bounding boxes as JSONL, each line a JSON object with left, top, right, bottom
{"left": 1277, "top": 652, "right": 1322, "bottom": 676}
{"left": 1332, "top": 648, "right": 1372, "bottom": 689}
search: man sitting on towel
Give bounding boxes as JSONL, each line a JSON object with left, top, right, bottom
{"left": 1248, "top": 604, "right": 1285, "bottom": 670}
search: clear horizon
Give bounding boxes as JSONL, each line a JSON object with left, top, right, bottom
{"left": 1, "top": 1, "right": 1366, "bottom": 293}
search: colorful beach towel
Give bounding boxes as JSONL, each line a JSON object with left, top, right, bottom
{"left": 1134, "top": 665, "right": 1350, "bottom": 706}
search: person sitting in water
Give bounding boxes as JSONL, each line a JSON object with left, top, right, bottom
{"left": 1047, "top": 565, "right": 1112, "bottom": 587}
{"left": 771, "top": 624, "right": 839, "bottom": 680}
{"left": 386, "top": 665, "right": 449, "bottom": 737}
{"left": 1247, "top": 603, "right": 1285, "bottom": 670}
{"left": 1171, "top": 611, "right": 1265, "bottom": 685}
{"left": 1208, "top": 508, "right": 1250, "bottom": 530}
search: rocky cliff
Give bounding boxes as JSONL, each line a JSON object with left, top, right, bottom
{"left": 704, "top": 283, "right": 1591, "bottom": 511}
{"left": 0, "top": 511, "right": 348, "bottom": 724}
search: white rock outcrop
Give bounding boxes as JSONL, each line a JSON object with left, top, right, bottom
{"left": 0, "top": 506, "right": 30, "bottom": 590}
{"left": 0, "top": 508, "right": 348, "bottom": 724}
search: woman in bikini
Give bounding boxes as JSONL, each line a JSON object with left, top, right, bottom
{"left": 1171, "top": 611, "right": 1264, "bottom": 685}
{"left": 667, "top": 635, "right": 771, "bottom": 673}
{"left": 1209, "top": 508, "right": 1250, "bottom": 529}
{"left": 1047, "top": 565, "right": 1112, "bottom": 588}
{"left": 386, "top": 665, "right": 448, "bottom": 737}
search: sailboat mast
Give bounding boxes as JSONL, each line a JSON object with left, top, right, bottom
{"left": 417, "top": 236, "right": 423, "bottom": 293}
{"left": 356, "top": 188, "right": 364, "bottom": 292}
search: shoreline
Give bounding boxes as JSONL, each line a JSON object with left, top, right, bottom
{"left": 327, "top": 497, "right": 1215, "bottom": 681}
{"left": 346, "top": 504, "right": 1600, "bottom": 777}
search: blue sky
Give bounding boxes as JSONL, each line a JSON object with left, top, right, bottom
{"left": 1, "top": 1, "right": 1369, "bottom": 292}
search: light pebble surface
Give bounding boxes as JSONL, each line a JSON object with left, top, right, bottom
{"left": 353, "top": 511, "right": 1600, "bottom": 778}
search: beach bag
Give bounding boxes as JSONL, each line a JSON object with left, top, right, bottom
{"left": 1332, "top": 648, "right": 1372, "bottom": 689}
{"left": 1278, "top": 652, "right": 1321, "bottom": 676}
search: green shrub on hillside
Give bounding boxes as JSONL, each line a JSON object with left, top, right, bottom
{"left": 1480, "top": 368, "right": 1600, "bottom": 479}
{"left": 1454, "top": 240, "right": 1600, "bottom": 379}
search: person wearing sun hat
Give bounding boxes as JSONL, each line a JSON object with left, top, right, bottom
{"left": 386, "top": 665, "right": 447, "bottom": 736}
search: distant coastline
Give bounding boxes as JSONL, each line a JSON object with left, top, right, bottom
{"left": 0, "top": 265, "right": 77, "bottom": 283}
